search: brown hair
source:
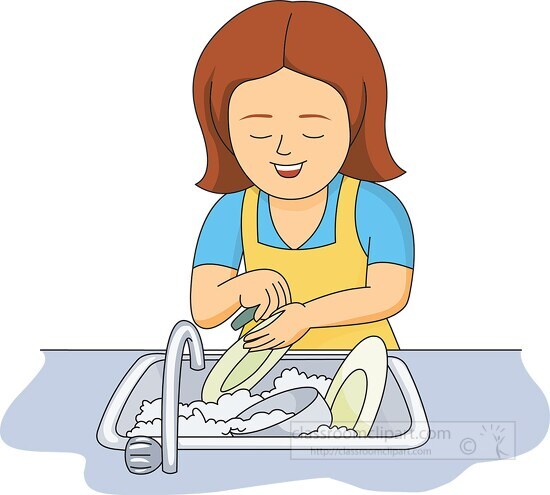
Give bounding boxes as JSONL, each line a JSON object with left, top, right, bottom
{"left": 193, "top": 0, "right": 405, "bottom": 193}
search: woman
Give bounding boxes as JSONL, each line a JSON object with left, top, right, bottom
{"left": 190, "top": 1, "right": 414, "bottom": 351}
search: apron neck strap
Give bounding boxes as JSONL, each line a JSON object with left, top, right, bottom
{"left": 335, "top": 176, "right": 361, "bottom": 246}
{"left": 242, "top": 176, "right": 362, "bottom": 248}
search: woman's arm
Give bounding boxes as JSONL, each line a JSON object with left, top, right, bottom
{"left": 304, "top": 263, "right": 412, "bottom": 328}
{"left": 243, "top": 263, "right": 412, "bottom": 349}
{"left": 191, "top": 265, "right": 292, "bottom": 329}
{"left": 191, "top": 265, "right": 239, "bottom": 329}
{"left": 191, "top": 190, "right": 293, "bottom": 329}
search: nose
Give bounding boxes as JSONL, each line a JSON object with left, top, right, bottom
{"left": 275, "top": 134, "right": 291, "bottom": 156}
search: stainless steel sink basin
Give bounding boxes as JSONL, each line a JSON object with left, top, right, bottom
{"left": 97, "top": 349, "right": 429, "bottom": 451}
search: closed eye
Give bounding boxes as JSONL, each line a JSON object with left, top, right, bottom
{"left": 250, "top": 134, "right": 272, "bottom": 139}
{"left": 303, "top": 134, "right": 324, "bottom": 139}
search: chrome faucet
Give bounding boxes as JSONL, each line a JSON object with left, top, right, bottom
{"left": 161, "top": 320, "right": 205, "bottom": 474}
{"left": 125, "top": 319, "right": 205, "bottom": 475}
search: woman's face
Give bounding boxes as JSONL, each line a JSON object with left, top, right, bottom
{"left": 228, "top": 67, "right": 350, "bottom": 199}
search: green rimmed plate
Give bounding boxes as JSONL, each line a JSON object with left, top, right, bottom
{"left": 202, "top": 311, "right": 288, "bottom": 403}
{"left": 324, "top": 335, "right": 388, "bottom": 436}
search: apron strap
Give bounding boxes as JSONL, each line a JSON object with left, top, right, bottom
{"left": 335, "top": 176, "right": 362, "bottom": 249}
{"left": 243, "top": 177, "right": 362, "bottom": 252}
{"left": 242, "top": 185, "right": 260, "bottom": 256}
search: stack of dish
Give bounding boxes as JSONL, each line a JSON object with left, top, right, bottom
{"left": 201, "top": 308, "right": 388, "bottom": 437}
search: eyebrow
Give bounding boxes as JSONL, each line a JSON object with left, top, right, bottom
{"left": 299, "top": 114, "right": 330, "bottom": 120}
{"left": 240, "top": 114, "right": 273, "bottom": 120}
{"left": 240, "top": 113, "right": 330, "bottom": 120}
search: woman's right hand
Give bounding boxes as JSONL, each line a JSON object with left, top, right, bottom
{"left": 237, "top": 269, "right": 292, "bottom": 321}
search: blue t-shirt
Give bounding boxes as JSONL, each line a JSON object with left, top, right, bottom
{"left": 193, "top": 173, "right": 414, "bottom": 269}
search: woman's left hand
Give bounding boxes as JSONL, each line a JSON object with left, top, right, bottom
{"left": 242, "top": 302, "right": 312, "bottom": 350}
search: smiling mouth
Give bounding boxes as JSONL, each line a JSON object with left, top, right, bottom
{"left": 270, "top": 160, "right": 307, "bottom": 178}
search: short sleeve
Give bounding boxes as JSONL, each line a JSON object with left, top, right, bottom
{"left": 356, "top": 182, "right": 414, "bottom": 268}
{"left": 192, "top": 191, "right": 245, "bottom": 270}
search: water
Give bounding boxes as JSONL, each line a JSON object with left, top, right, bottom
{"left": 126, "top": 367, "right": 356, "bottom": 437}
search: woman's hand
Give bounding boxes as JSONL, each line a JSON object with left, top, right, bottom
{"left": 235, "top": 269, "right": 292, "bottom": 321}
{"left": 242, "top": 302, "right": 311, "bottom": 350}
{"left": 191, "top": 266, "right": 291, "bottom": 329}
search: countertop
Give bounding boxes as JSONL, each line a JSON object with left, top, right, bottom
{"left": 1, "top": 349, "right": 548, "bottom": 493}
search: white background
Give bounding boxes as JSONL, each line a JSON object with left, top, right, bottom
{"left": 1, "top": 0, "right": 548, "bottom": 494}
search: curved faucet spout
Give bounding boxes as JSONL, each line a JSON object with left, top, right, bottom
{"left": 161, "top": 320, "right": 205, "bottom": 474}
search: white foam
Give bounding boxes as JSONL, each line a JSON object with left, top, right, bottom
{"left": 261, "top": 367, "right": 332, "bottom": 398}
{"left": 299, "top": 424, "right": 358, "bottom": 438}
{"left": 126, "top": 367, "right": 332, "bottom": 438}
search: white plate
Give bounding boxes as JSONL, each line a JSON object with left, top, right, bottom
{"left": 202, "top": 312, "right": 288, "bottom": 403}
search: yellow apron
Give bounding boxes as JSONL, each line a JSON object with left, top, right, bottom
{"left": 240, "top": 175, "right": 399, "bottom": 350}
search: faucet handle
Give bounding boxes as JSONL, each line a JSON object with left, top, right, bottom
{"left": 125, "top": 436, "right": 162, "bottom": 475}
